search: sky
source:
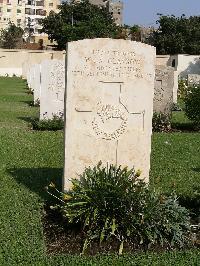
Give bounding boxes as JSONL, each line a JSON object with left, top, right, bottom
{"left": 123, "top": 0, "right": 200, "bottom": 26}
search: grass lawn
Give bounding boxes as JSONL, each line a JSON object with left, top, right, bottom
{"left": 0, "top": 77, "right": 199, "bottom": 265}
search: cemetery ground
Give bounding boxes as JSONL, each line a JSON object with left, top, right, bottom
{"left": 0, "top": 77, "right": 199, "bottom": 265}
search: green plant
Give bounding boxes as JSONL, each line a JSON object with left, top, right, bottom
{"left": 149, "top": 14, "right": 200, "bottom": 55}
{"left": 40, "top": 1, "right": 120, "bottom": 50}
{"left": 171, "top": 102, "right": 182, "bottom": 112}
{"left": 152, "top": 112, "right": 171, "bottom": 132}
{"left": 178, "top": 79, "right": 188, "bottom": 99}
{"left": 26, "top": 87, "right": 33, "bottom": 95}
{"left": 0, "top": 22, "right": 24, "bottom": 49}
{"left": 47, "top": 163, "right": 191, "bottom": 254}
{"left": 31, "top": 114, "right": 64, "bottom": 131}
{"left": 184, "top": 85, "right": 200, "bottom": 127}
{"left": 34, "top": 98, "right": 40, "bottom": 107}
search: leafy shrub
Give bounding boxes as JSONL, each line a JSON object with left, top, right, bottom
{"left": 152, "top": 112, "right": 171, "bottom": 132}
{"left": 26, "top": 87, "right": 33, "bottom": 95}
{"left": 31, "top": 114, "right": 64, "bottom": 131}
{"left": 184, "top": 85, "right": 200, "bottom": 128}
{"left": 28, "top": 99, "right": 40, "bottom": 107}
{"left": 47, "top": 163, "right": 191, "bottom": 254}
{"left": 178, "top": 78, "right": 188, "bottom": 99}
{"left": 34, "top": 98, "right": 40, "bottom": 107}
{"left": 171, "top": 102, "right": 182, "bottom": 112}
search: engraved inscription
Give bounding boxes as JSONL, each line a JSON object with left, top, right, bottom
{"left": 92, "top": 102, "right": 128, "bottom": 140}
{"left": 48, "top": 62, "right": 65, "bottom": 93}
{"left": 71, "top": 49, "right": 145, "bottom": 79}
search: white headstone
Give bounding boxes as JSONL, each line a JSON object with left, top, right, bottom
{"left": 26, "top": 67, "right": 31, "bottom": 89}
{"left": 188, "top": 74, "right": 200, "bottom": 86}
{"left": 29, "top": 65, "right": 35, "bottom": 90}
{"left": 64, "top": 38, "right": 156, "bottom": 191}
{"left": 32, "top": 64, "right": 41, "bottom": 105}
{"left": 154, "top": 66, "right": 174, "bottom": 114}
{"left": 173, "top": 71, "right": 178, "bottom": 103}
{"left": 40, "top": 59, "right": 65, "bottom": 120}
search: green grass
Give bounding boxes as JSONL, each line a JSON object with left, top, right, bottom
{"left": 0, "top": 77, "right": 199, "bottom": 265}
{"left": 171, "top": 100, "right": 195, "bottom": 131}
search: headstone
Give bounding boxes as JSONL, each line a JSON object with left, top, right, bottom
{"left": 188, "top": 74, "right": 200, "bottom": 86}
{"left": 32, "top": 64, "right": 41, "bottom": 105}
{"left": 154, "top": 66, "right": 174, "bottom": 114}
{"left": 173, "top": 71, "right": 178, "bottom": 103}
{"left": 40, "top": 59, "right": 65, "bottom": 120}
{"left": 22, "top": 61, "right": 28, "bottom": 79}
{"left": 29, "top": 65, "right": 35, "bottom": 91}
{"left": 26, "top": 67, "right": 31, "bottom": 89}
{"left": 63, "top": 38, "right": 156, "bottom": 191}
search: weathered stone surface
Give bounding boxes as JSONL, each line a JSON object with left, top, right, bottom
{"left": 64, "top": 38, "right": 156, "bottom": 190}
{"left": 28, "top": 65, "right": 35, "bottom": 90}
{"left": 188, "top": 74, "right": 200, "bottom": 86}
{"left": 40, "top": 59, "right": 65, "bottom": 120}
{"left": 173, "top": 71, "right": 178, "bottom": 104}
{"left": 154, "top": 66, "right": 174, "bottom": 114}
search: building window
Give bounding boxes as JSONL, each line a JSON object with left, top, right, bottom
{"left": 7, "top": 9, "right": 11, "bottom": 12}
{"left": 17, "top": 18, "right": 21, "bottom": 26}
{"left": 17, "top": 9, "right": 21, "bottom": 13}
{"left": 36, "top": 1, "right": 44, "bottom": 7}
{"left": 49, "top": 3, "right": 53, "bottom": 7}
{"left": 172, "top": 59, "right": 176, "bottom": 67}
{"left": 25, "top": 8, "right": 35, "bottom": 15}
{"left": 36, "top": 9, "right": 46, "bottom": 16}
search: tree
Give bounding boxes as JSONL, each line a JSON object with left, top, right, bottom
{"left": 129, "top": 25, "right": 141, "bottom": 41}
{"left": 0, "top": 23, "right": 24, "bottom": 49}
{"left": 150, "top": 14, "right": 200, "bottom": 55}
{"left": 40, "top": 0, "right": 121, "bottom": 50}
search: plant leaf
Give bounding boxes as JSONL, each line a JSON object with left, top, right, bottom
{"left": 119, "top": 241, "right": 124, "bottom": 255}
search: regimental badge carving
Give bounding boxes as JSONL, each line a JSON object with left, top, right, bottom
{"left": 92, "top": 102, "right": 128, "bottom": 140}
{"left": 48, "top": 62, "right": 65, "bottom": 92}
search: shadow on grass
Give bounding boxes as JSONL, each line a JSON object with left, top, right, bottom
{"left": 192, "top": 168, "right": 200, "bottom": 173}
{"left": 17, "top": 116, "right": 36, "bottom": 124}
{"left": 8, "top": 167, "right": 63, "bottom": 202}
{"left": 20, "top": 100, "right": 35, "bottom": 106}
{"left": 178, "top": 193, "right": 200, "bottom": 220}
{"left": 171, "top": 122, "right": 196, "bottom": 132}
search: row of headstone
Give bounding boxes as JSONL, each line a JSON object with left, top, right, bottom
{"left": 26, "top": 59, "right": 65, "bottom": 119}
{"left": 40, "top": 60, "right": 65, "bottom": 119}
{"left": 26, "top": 55, "right": 175, "bottom": 124}
{"left": 24, "top": 38, "right": 177, "bottom": 190}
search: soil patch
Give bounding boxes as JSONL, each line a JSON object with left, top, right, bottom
{"left": 42, "top": 206, "right": 199, "bottom": 256}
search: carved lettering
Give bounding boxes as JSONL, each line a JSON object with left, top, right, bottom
{"left": 48, "top": 62, "right": 65, "bottom": 94}
{"left": 71, "top": 49, "right": 145, "bottom": 79}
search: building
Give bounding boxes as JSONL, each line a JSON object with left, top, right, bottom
{"left": 73, "top": 0, "right": 123, "bottom": 25}
{"left": 0, "top": 0, "right": 123, "bottom": 45}
{"left": 0, "top": 0, "right": 60, "bottom": 37}
{"left": 108, "top": 0, "right": 123, "bottom": 25}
